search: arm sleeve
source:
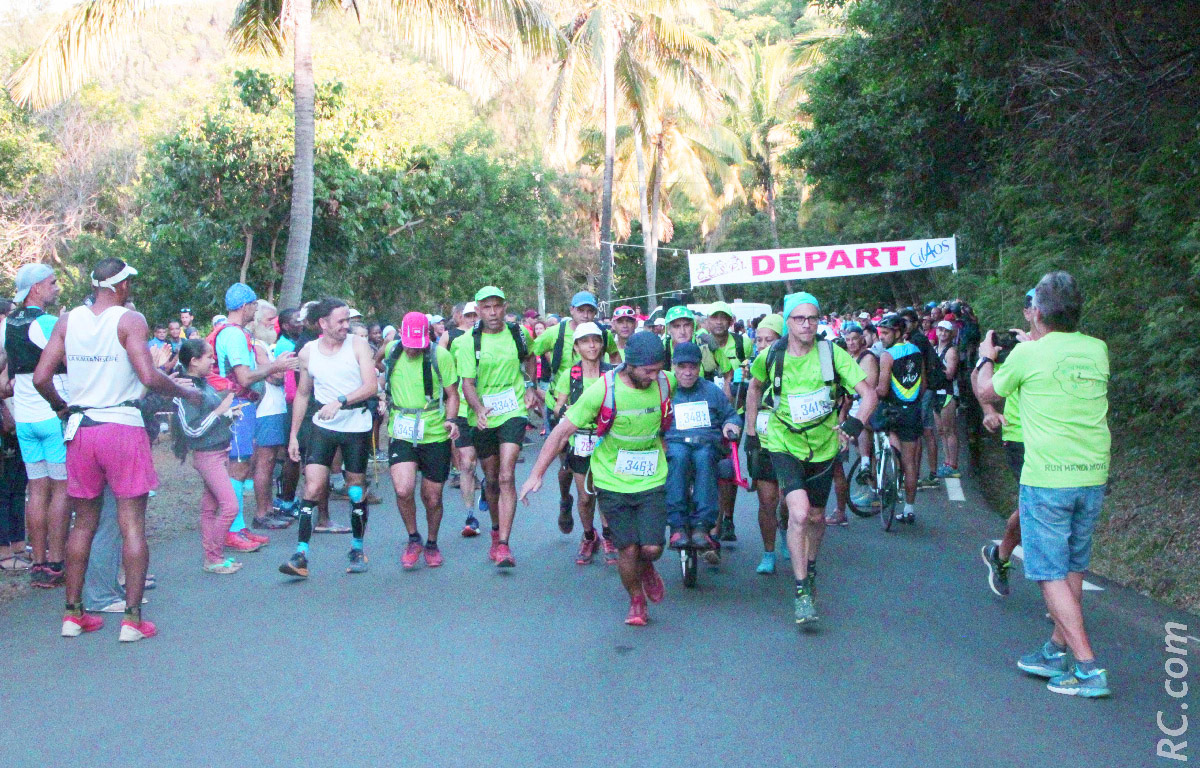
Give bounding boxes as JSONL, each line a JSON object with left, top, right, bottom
{"left": 566, "top": 376, "right": 604, "bottom": 428}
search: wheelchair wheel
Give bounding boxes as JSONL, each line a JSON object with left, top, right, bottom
{"left": 681, "top": 547, "right": 698, "bottom": 588}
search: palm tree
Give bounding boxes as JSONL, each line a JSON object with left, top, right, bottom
{"left": 548, "top": 0, "right": 723, "bottom": 308}
{"left": 7, "top": 0, "right": 557, "bottom": 307}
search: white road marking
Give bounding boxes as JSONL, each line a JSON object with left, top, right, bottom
{"left": 945, "top": 477, "right": 965, "bottom": 501}
{"left": 991, "top": 540, "right": 1105, "bottom": 591}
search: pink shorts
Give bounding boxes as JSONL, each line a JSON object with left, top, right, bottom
{"left": 66, "top": 422, "right": 159, "bottom": 499}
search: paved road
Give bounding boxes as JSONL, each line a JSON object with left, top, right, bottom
{"left": 1, "top": 444, "right": 1195, "bottom": 767}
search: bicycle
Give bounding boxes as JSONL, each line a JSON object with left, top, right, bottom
{"left": 846, "top": 414, "right": 903, "bottom": 531}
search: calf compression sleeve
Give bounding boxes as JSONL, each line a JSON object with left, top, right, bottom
{"left": 229, "top": 478, "right": 246, "bottom": 532}
{"left": 349, "top": 486, "right": 368, "bottom": 549}
{"left": 297, "top": 499, "right": 317, "bottom": 553}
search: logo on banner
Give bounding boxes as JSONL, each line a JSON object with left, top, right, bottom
{"left": 909, "top": 239, "right": 953, "bottom": 268}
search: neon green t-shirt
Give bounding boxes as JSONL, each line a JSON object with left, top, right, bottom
{"left": 531, "top": 322, "right": 619, "bottom": 394}
{"left": 992, "top": 331, "right": 1110, "bottom": 488}
{"left": 453, "top": 326, "right": 532, "bottom": 428}
{"left": 1000, "top": 369, "right": 1022, "bottom": 443}
{"left": 749, "top": 342, "right": 865, "bottom": 462}
{"left": 566, "top": 373, "right": 672, "bottom": 493}
{"left": 382, "top": 342, "right": 458, "bottom": 444}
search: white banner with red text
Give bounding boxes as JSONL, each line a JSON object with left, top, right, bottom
{"left": 688, "top": 237, "right": 957, "bottom": 287}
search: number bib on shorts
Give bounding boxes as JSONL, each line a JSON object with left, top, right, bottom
{"left": 674, "top": 401, "right": 712, "bottom": 431}
{"left": 391, "top": 413, "right": 425, "bottom": 442}
{"left": 755, "top": 412, "right": 770, "bottom": 435}
{"left": 482, "top": 388, "right": 519, "bottom": 417}
{"left": 574, "top": 433, "right": 598, "bottom": 457}
{"left": 63, "top": 413, "right": 82, "bottom": 442}
{"left": 788, "top": 388, "right": 832, "bottom": 424}
{"left": 615, "top": 449, "right": 659, "bottom": 477}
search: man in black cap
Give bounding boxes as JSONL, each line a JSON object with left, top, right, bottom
{"left": 520, "top": 332, "right": 674, "bottom": 627}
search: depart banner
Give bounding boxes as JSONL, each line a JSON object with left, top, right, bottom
{"left": 688, "top": 236, "right": 957, "bottom": 287}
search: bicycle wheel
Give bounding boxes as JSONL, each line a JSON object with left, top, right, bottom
{"left": 880, "top": 448, "right": 898, "bottom": 531}
{"left": 681, "top": 548, "right": 698, "bottom": 588}
{"left": 846, "top": 456, "right": 880, "bottom": 517}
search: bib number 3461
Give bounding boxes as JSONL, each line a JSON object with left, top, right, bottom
{"left": 615, "top": 449, "right": 659, "bottom": 477}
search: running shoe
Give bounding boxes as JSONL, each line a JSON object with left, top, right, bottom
{"left": 689, "top": 529, "right": 715, "bottom": 551}
{"left": 224, "top": 531, "right": 262, "bottom": 553}
{"left": 238, "top": 528, "right": 270, "bottom": 545}
{"left": 794, "top": 588, "right": 818, "bottom": 625}
{"left": 756, "top": 552, "right": 776, "bottom": 574}
{"left": 423, "top": 545, "right": 443, "bottom": 568}
{"left": 1047, "top": 665, "right": 1111, "bottom": 698}
{"left": 119, "top": 618, "right": 157, "bottom": 642}
{"left": 41, "top": 564, "right": 65, "bottom": 588}
{"left": 1017, "top": 642, "right": 1069, "bottom": 678}
{"left": 703, "top": 548, "right": 721, "bottom": 566}
{"left": 252, "top": 515, "right": 289, "bottom": 530}
{"left": 576, "top": 534, "right": 598, "bottom": 565}
{"left": 917, "top": 474, "right": 939, "bottom": 489}
{"left": 488, "top": 530, "right": 501, "bottom": 562}
{"left": 29, "top": 564, "right": 50, "bottom": 589}
{"left": 936, "top": 464, "right": 961, "bottom": 478}
{"left": 980, "top": 544, "right": 1011, "bottom": 597}
{"left": 279, "top": 551, "right": 309, "bottom": 578}
{"left": 719, "top": 517, "right": 737, "bottom": 542}
{"left": 346, "top": 548, "right": 368, "bottom": 573}
{"left": 478, "top": 495, "right": 490, "bottom": 514}
{"left": 601, "top": 536, "right": 618, "bottom": 565}
{"left": 625, "top": 594, "right": 648, "bottom": 626}
{"left": 824, "top": 512, "right": 849, "bottom": 526}
{"left": 640, "top": 564, "right": 665, "bottom": 604}
{"left": 462, "top": 515, "right": 480, "bottom": 537}
{"left": 401, "top": 541, "right": 423, "bottom": 570}
{"left": 494, "top": 543, "right": 515, "bottom": 568}
{"left": 61, "top": 613, "right": 103, "bottom": 637}
{"left": 668, "top": 529, "right": 688, "bottom": 550}
{"left": 558, "top": 495, "right": 574, "bottom": 534}
{"left": 202, "top": 558, "right": 243, "bottom": 574}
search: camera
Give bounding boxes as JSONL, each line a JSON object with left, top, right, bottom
{"left": 991, "top": 330, "right": 1021, "bottom": 365}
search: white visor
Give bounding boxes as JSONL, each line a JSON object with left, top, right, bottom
{"left": 91, "top": 263, "right": 138, "bottom": 289}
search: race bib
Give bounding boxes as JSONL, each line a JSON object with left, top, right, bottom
{"left": 755, "top": 412, "right": 770, "bottom": 435}
{"left": 482, "top": 388, "right": 519, "bottom": 417}
{"left": 63, "top": 413, "right": 82, "bottom": 442}
{"left": 615, "top": 449, "right": 659, "bottom": 477}
{"left": 674, "top": 401, "right": 712, "bottom": 431}
{"left": 573, "top": 433, "right": 598, "bottom": 457}
{"left": 788, "top": 388, "right": 832, "bottom": 424}
{"left": 391, "top": 413, "right": 425, "bottom": 442}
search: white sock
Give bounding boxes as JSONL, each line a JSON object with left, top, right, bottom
{"left": 903, "top": 503, "right": 914, "bottom": 516}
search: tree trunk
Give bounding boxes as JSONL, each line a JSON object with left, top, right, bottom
{"left": 536, "top": 251, "right": 546, "bottom": 316}
{"left": 764, "top": 158, "right": 793, "bottom": 294}
{"left": 634, "top": 137, "right": 656, "bottom": 310}
{"left": 648, "top": 134, "right": 664, "bottom": 309}
{"left": 267, "top": 228, "right": 281, "bottom": 302}
{"left": 278, "top": 0, "right": 314, "bottom": 310}
{"left": 597, "top": 19, "right": 617, "bottom": 309}
{"left": 239, "top": 228, "right": 254, "bottom": 285}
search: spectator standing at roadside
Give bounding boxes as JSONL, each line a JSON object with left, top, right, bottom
{"left": 974, "top": 270, "right": 1112, "bottom": 698}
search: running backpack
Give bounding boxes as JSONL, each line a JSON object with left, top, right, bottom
{"left": 567, "top": 361, "right": 615, "bottom": 406}
{"left": 384, "top": 341, "right": 443, "bottom": 405}
{"left": 205, "top": 323, "right": 262, "bottom": 402}
{"left": 762, "top": 338, "right": 842, "bottom": 433}
{"left": 473, "top": 321, "right": 529, "bottom": 364}
{"left": 593, "top": 365, "right": 673, "bottom": 439}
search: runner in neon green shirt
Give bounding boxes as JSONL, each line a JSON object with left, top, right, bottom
{"left": 521, "top": 331, "right": 674, "bottom": 627}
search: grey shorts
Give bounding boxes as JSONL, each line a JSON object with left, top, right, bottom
{"left": 596, "top": 486, "right": 667, "bottom": 549}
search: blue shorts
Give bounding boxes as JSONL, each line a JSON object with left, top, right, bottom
{"left": 254, "top": 412, "right": 287, "bottom": 448}
{"left": 228, "top": 399, "right": 257, "bottom": 461}
{"left": 16, "top": 417, "right": 67, "bottom": 476}
{"left": 1018, "top": 484, "right": 1105, "bottom": 582}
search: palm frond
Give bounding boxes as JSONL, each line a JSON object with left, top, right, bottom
{"left": 5, "top": 0, "right": 151, "bottom": 110}
{"left": 229, "top": 0, "right": 288, "bottom": 56}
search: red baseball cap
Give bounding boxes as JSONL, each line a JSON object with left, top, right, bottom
{"left": 613, "top": 305, "right": 636, "bottom": 319}
{"left": 400, "top": 311, "right": 430, "bottom": 349}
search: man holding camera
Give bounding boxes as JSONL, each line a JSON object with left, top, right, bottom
{"left": 974, "top": 271, "right": 1112, "bottom": 698}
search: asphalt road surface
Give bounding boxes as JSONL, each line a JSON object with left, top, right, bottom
{"left": 1, "top": 446, "right": 1195, "bottom": 767}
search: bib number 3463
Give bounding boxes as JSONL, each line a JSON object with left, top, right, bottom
{"left": 615, "top": 449, "right": 659, "bottom": 477}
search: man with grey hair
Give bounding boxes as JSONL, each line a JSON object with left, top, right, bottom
{"left": 974, "top": 270, "right": 1112, "bottom": 698}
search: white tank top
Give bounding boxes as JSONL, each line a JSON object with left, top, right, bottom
{"left": 306, "top": 336, "right": 371, "bottom": 432}
{"left": 64, "top": 305, "right": 146, "bottom": 426}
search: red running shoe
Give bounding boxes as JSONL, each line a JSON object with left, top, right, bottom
{"left": 625, "top": 594, "right": 648, "bottom": 626}
{"left": 61, "top": 613, "right": 103, "bottom": 637}
{"left": 494, "top": 543, "right": 515, "bottom": 568}
{"left": 488, "top": 530, "right": 501, "bottom": 562}
{"left": 601, "top": 536, "right": 618, "bottom": 565}
{"left": 224, "top": 532, "right": 262, "bottom": 553}
{"left": 401, "top": 541, "right": 423, "bottom": 570}
{"left": 119, "top": 619, "right": 157, "bottom": 642}
{"left": 641, "top": 563, "right": 665, "bottom": 604}
{"left": 423, "top": 546, "right": 444, "bottom": 568}
{"left": 576, "top": 534, "right": 598, "bottom": 565}
{"left": 238, "top": 528, "right": 269, "bottom": 546}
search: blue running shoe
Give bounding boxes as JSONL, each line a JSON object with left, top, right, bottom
{"left": 756, "top": 552, "right": 776, "bottom": 574}
{"left": 478, "top": 496, "right": 490, "bottom": 514}
{"left": 1047, "top": 665, "right": 1111, "bottom": 698}
{"left": 1018, "top": 642, "right": 1069, "bottom": 678}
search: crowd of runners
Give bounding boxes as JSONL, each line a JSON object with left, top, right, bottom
{"left": 0, "top": 258, "right": 1112, "bottom": 697}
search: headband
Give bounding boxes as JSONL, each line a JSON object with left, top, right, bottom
{"left": 91, "top": 263, "right": 138, "bottom": 289}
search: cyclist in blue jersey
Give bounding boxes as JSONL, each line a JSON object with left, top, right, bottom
{"left": 873, "top": 315, "right": 925, "bottom": 523}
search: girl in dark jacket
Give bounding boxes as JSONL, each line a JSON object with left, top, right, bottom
{"left": 173, "top": 340, "right": 250, "bottom": 573}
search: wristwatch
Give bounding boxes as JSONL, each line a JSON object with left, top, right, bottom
{"left": 337, "top": 395, "right": 348, "bottom": 406}
{"left": 974, "top": 357, "right": 995, "bottom": 372}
